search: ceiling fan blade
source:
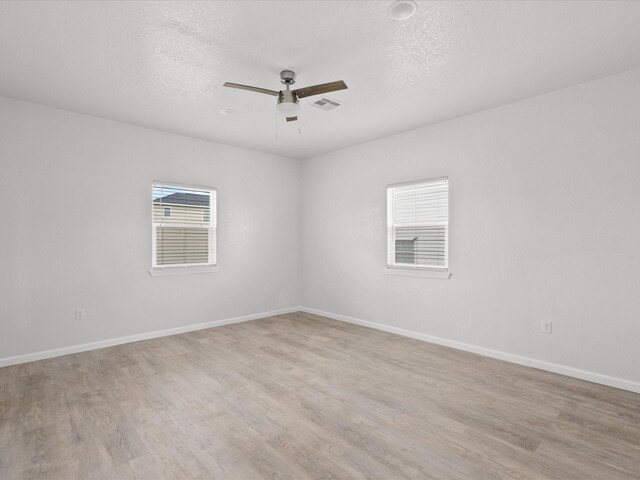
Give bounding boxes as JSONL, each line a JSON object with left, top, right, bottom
{"left": 292, "top": 80, "right": 347, "bottom": 99}
{"left": 223, "top": 82, "right": 279, "bottom": 96}
{"left": 286, "top": 116, "right": 298, "bottom": 122}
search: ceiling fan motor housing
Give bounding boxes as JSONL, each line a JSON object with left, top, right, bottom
{"left": 280, "top": 70, "right": 296, "bottom": 86}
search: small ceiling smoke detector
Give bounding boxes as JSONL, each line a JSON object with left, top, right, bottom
{"left": 388, "top": 0, "right": 417, "bottom": 20}
{"left": 218, "top": 108, "right": 235, "bottom": 115}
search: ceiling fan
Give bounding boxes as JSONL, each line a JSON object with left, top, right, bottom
{"left": 223, "top": 70, "right": 347, "bottom": 122}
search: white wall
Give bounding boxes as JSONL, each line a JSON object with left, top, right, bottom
{"left": 0, "top": 96, "right": 300, "bottom": 360}
{"left": 3, "top": 68, "right": 640, "bottom": 388}
{"left": 301, "top": 68, "right": 640, "bottom": 385}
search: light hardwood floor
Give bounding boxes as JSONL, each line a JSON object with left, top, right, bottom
{"left": 1, "top": 312, "right": 639, "bottom": 479}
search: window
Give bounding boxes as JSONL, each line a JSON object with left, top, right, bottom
{"left": 152, "top": 183, "right": 217, "bottom": 270}
{"left": 387, "top": 177, "right": 449, "bottom": 271}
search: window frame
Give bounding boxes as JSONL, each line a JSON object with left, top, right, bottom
{"left": 386, "top": 177, "right": 449, "bottom": 275}
{"left": 150, "top": 181, "right": 218, "bottom": 276}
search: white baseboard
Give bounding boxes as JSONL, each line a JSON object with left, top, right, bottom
{"left": 300, "top": 307, "right": 640, "bottom": 394}
{"left": 0, "top": 307, "right": 301, "bottom": 368}
{"left": 5, "top": 306, "right": 639, "bottom": 395}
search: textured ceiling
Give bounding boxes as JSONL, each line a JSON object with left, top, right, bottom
{"left": 1, "top": 1, "right": 640, "bottom": 159}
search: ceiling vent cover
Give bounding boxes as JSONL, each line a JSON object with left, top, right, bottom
{"left": 309, "top": 96, "right": 343, "bottom": 111}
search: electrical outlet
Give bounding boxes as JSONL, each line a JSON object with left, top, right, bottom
{"left": 75, "top": 309, "right": 85, "bottom": 321}
{"left": 542, "top": 320, "right": 552, "bottom": 334}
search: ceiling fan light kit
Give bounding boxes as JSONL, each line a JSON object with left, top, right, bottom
{"left": 277, "top": 91, "right": 299, "bottom": 117}
{"left": 223, "top": 70, "right": 347, "bottom": 128}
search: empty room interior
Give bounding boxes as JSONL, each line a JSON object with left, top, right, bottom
{"left": 2, "top": 1, "right": 640, "bottom": 479}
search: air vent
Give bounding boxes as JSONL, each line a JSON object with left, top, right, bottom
{"left": 309, "top": 96, "right": 343, "bottom": 111}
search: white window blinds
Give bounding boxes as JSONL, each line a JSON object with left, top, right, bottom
{"left": 152, "top": 183, "right": 217, "bottom": 268}
{"left": 387, "top": 177, "right": 449, "bottom": 270}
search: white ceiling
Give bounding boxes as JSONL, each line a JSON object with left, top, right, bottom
{"left": 1, "top": 1, "right": 640, "bottom": 159}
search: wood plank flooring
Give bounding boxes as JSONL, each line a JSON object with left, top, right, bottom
{"left": 1, "top": 312, "right": 639, "bottom": 479}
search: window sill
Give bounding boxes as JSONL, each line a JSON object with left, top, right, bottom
{"left": 149, "top": 265, "right": 219, "bottom": 277}
{"left": 385, "top": 267, "right": 450, "bottom": 279}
